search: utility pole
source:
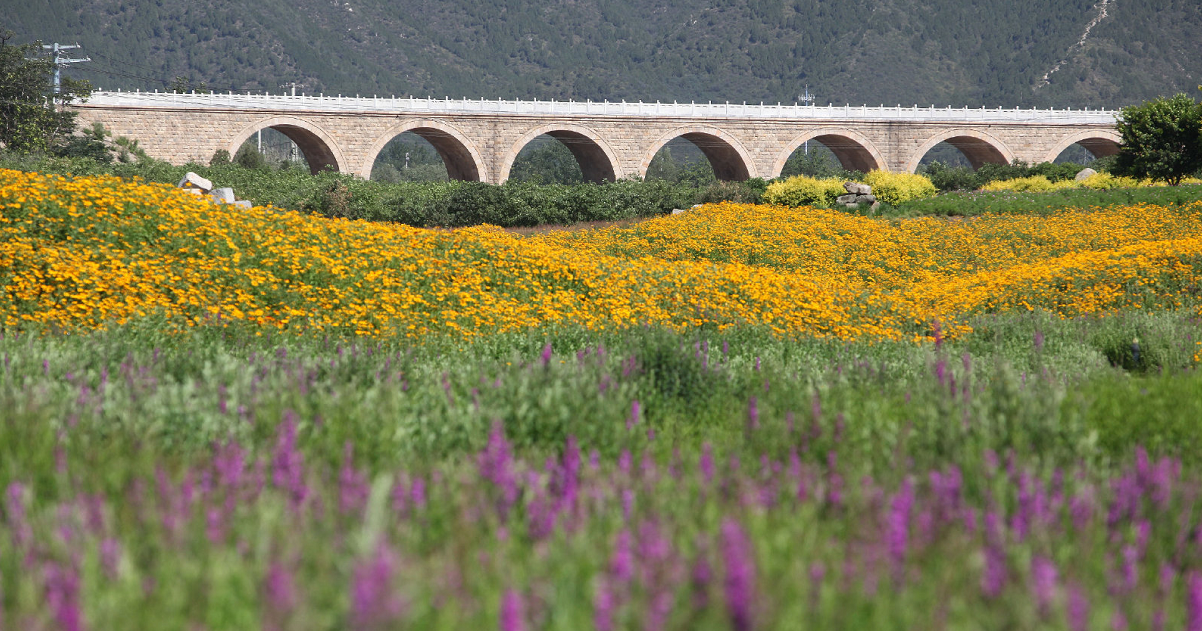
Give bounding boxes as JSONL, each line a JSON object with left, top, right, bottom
{"left": 798, "top": 84, "right": 815, "bottom": 155}
{"left": 42, "top": 43, "right": 90, "bottom": 97}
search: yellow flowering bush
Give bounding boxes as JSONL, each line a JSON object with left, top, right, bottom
{"left": 2, "top": 169, "right": 1200, "bottom": 343}
{"left": 1078, "top": 172, "right": 1146, "bottom": 190}
{"left": 980, "top": 176, "right": 1079, "bottom": 193}
{"left": 862, "top": 170, "right": 938, "bottom": 205}
{"left": 762, "top": 175, "right": 847, "bottom": 207}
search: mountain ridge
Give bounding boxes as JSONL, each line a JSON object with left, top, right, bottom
{"left": 7, "top": 0, "right": 1200, "bottom": 109}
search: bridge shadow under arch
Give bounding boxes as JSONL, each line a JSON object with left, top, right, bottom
{"left": 501, "top": 125, "right": 619, "bottom": 184}
{"left": 773, "top": 129, "right": 885, "bottom": 177}
{"left": 228, "top": 117, "right": 345, "bottom": 175}
{"left": 1043, "top": 130, "right": 1122, "bottom": 164}
{"left": 908, "top": 130, "right": 1014, "bottom": 173}
{"left": 362, "top": 120, "right": 486, "bottom": 181}
{"left": 642, "top": 128, "right": 755, "bottom": 181}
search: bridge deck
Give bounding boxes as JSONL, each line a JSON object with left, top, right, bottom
{"left": 83, "top": 91, "right": 1118, "bottom": 125}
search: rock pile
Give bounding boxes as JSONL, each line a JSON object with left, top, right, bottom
{"left": 177, "top": 172, "right": 253, "bottom": 209}
{"left": 836, "top": 182, "right": 879, "bottom": 210}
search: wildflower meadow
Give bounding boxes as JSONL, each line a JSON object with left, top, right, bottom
{"left": 3, "top": 167, "right": 1202, "bottom": 630}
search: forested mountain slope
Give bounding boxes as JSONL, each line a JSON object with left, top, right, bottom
{"left": 7, "top": 0, "right": 1200, "bottom": 108}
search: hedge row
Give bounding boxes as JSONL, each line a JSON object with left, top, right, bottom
{"left": 0, "top": 153, "right": 769, "bottom": 227}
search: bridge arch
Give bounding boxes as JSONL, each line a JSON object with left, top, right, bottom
{"left": 360, "top": 119, "right": 486, "bottom": 181}
{"left": 641, "top": 126, "right": 756, "bottom": 181}
{"left": 771, "top": 128, "right": 886, "bottom": 176}
{"left": 499, "top": 124, "right": 620, "bottom": 184}
{"left": 228, "top": 116, "right": 346, "bottom": 175}
{"left": 1042, "top": 129, "right": 1122, "bottom": 164}
{"left": 906, "top": 129, "right": 1015, "bottom": 173}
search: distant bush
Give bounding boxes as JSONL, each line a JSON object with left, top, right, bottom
{"left": 1079, "top": 172, "right": 1147, "bottom": 190}
{"left": 862, "top": 170, "right": 937, "bottom": 205}
{"left": 233, "top": 144, "right": 270, "bottom": 171}
{"left": 1028, "top": 161, "right": 1085, "bottom": 182}
{"left": 921, "top": 160, "right": 1099, "bottom": 192}
{"left": 921, "top": 161, "right": 980, "bottom": 192}
{"left": 980, "top": 175, "right": 1078, "bottom": 193}
{"left": 762, "top": 175, "right": 846, "bottom": 207}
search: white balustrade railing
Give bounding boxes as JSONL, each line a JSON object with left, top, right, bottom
{"left": 81, "top": 90, "right": 1119, "bottom": 124}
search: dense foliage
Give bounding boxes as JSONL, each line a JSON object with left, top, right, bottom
{"left": 1114, "top": 93, "right": 1202, "bottom": 186}
{"left": 0, "top": 31, "right": 91, "bottom": 153}
{"left": 919, "top": 160, "right": 1103, "bottom": 192}
{"left": 5, "top": 0, "right": 1201, "bottom": 108}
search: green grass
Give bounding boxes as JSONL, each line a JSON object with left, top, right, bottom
{"left": 893, "top": 183, "right": 1202, "bottom": 216}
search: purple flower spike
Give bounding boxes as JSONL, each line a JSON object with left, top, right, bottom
{"left": 981, "top": 546, "right": 1006, "bottom": 599}
{"left": 720, "top": 518, "right": 756, "bottom": 631}
{"left": 746, "top": 396, "right": 759, "bottom": 432}
{"left": 886, "top": 479, "right": 914, "bottom": 585}
{"left": 478, "top": 421, "right": 518, "bottom": 520}
{"left": 500, "top": 589, "right": 527, "bottom": 631}
{"left": 351, "top": 543, "right": 405, "bottom": 630}
{"left": 1030, "top": 556, "right": 1058, "bottom": 616}
{"left": 271, "top": 412, "right": 307, "bottom": 510}
{"left": 44, "top": 561, "right": 83, "bottom": 631}
{"left": 1187, "top": 571, "right": 1202, "bottom": 631}
{"left": 593, "top": 580, "right": 615, "bottom": 631}
{"left": 1067, "top": 583, "right": 1090, "bottom": 631}
{"left": 540, "top": 343, "right": 553, "bottom": 367}
{"left": 214, "top": 440, "right": 246, "bottom": 489}
{"left": 339, "top": 442, "right": 369, "bottom": 516}
{"left": 1120, "top": 545, "right": 1139, "bottom": 594}
{"left": 100, "top": 538, "right": 121, "bottom": 579}
{"left": 619, "top": 450, "right": 632, "bottom": 476}
{"left": 610, "top": 529, "right": 634, "bottom": 584}
{"left": 264, "top": 561, "right": 297, "bottom": 631}
{"left": 627, "top": 400, "right": 641, "bottom": 431}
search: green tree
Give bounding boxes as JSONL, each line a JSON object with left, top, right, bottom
{"left": 509, "top": 138, "right": 582, "bottom": 185}
{"left": 1114, "top": 93, "right": 1202, "bottom": 186}
{"left": 0, "top": 32, "right": 92, "bottom": 153}
{"left": 168, "top": 76, "right": 211, "bottom": 94}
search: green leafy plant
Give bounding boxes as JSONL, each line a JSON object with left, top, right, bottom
{"left": 1114, "top": 93, "right": 1202, "bottom": 186}
{"left": 0, "top": 31, "right": 92, "bottom": 153}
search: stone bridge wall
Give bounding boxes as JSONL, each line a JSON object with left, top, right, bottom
{"left": 72, "top": 93, "right": 1122, "bottom": 182}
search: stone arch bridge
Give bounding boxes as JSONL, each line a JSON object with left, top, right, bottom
{"left": 73, "top": 91, "right": 1121, "bottom": 182}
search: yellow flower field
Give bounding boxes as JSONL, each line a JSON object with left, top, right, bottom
{"left": 2, "top": 169, "right": 1200, "bottom": 341}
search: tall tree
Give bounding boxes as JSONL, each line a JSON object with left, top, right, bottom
{"left": 1114, "top": 93, "right": 1202, "bottom": 186}
{"left": 0, "top": 31, "right": 92, "bottom": 153}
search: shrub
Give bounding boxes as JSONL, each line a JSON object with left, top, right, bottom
{"left": 1114, "top": 93, "right": 1202, "bottom": 186}
{"left": 975, "top": 161, "right": 1031, "bottom": 185}
{"left": 862, "top": 170, "right": 937, "bottom": 205}
{"left": 209, "top": 149, "right": 231, "bottom": 166}
{"left": 1078, "top": 172, "right": 1145, "bottom": 190}
{"left": 695, "top": 179, "right": 766, "bottom": 205}
{"left": 1030, "top": 161, "right": 1088, "bottom": 182}
{"left": 762, "top": 175, "right": 846, "bottom": 207}
{"left": 921, "top": 161, "right": 980, "bottom": 192}
{"left": 980, "top": 176, "right": 1078, "bottom": 193}
{"left": 233, "top": 144, "right": 270, "bottom": 171}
